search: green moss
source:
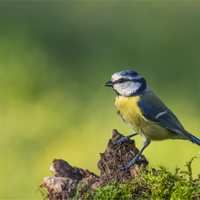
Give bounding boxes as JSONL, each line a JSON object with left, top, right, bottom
{"left": 74, "top": 157, "right": 200, "bottom": 199}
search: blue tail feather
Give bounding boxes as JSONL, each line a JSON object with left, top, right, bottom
{"left": 190, "top": 134, "right": 200, "bottom": 146}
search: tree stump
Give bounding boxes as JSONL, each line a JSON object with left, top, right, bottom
{"left": 40, "top": 129, "right": 148, "bottom": 199}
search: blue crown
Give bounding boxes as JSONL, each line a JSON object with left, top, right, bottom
{"left": 119, "top": 70, "right": 140, "bottom": 78}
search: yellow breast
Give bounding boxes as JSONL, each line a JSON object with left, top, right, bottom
{"left": 115, "top": 96, "right": 174, "bottom": 141}
{"left": 115, "top": 96, "right": 145, "bottom": 133}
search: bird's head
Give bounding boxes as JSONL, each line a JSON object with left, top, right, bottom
{"left": 104, "top": 70, "right": 149, "bottom": 96}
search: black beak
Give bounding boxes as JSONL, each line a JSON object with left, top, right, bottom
{"left": 104, "top": 81, "right": 113, "bottom": 87}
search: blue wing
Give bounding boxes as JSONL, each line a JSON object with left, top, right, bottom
{"left": 137, "top": 99, "right": 193, "bottom": 142}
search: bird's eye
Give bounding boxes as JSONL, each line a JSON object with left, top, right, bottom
{"left": 118, "top": 79, "right": 124, "bottom": 83}
{"left": 113, "top": 78, "right": 126, "bottom": 84}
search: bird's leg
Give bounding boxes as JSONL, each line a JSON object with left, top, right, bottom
{"left": 112, "top": 133, "right": 138, "bottom": 146}
{"left": 122, "top": 137, "right": 151, "bottom": 170}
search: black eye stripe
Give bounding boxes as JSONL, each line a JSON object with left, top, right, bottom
{"left": 113, "top": 78, "right": 141, "bottom": 84}
{"left": 113, "top": 78, "right": 128, "bottom": 84}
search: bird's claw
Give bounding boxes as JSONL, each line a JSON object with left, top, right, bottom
{"left": 112, "top": 133, "right": 137, "bottom": 146}
{"left": 112, "top": 137, "right": 132, "bottom": 146}
{"left": 121, "top": 158, "right": 147, "bottom": 170}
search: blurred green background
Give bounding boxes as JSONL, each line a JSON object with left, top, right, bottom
{"left": 1, "top": 2, "right": 200, "bottom": 199}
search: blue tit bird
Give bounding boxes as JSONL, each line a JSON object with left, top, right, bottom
{"left": 104, "top": 70, "right": 200, "bottom": 170}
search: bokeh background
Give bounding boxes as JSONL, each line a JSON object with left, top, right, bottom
{"left": 1, "top": 2, "right": 200, "bottom": 199}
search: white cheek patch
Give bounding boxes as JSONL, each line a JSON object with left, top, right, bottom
{"left": 123, "top": 82, "right": 141, "bottom": 96}
{"left": 131, "top": 82, "right": 142, "bottom": 93}
{"left": 114, "top": 81, "right": 142, "bottom": 96}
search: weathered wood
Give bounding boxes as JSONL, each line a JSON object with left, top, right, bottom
{"left": 40, "top": 129, "right": 148, "bottom": 199}
{"left": 98, "top": 129, "right": 148, "bottom": 185}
